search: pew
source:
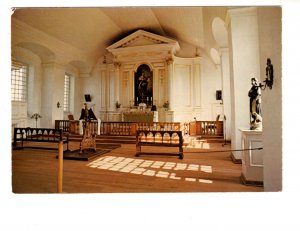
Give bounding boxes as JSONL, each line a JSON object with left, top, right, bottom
{"left": 12, "top": 127, "right": 69, "bottom": 151}
{"left": 136, "top": 130, "right": 184, "bottom": 159}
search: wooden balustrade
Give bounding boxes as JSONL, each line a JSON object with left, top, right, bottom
{"left": 55, "top": 120, "right": 70, "bottom": 132}
{"left": 189, "top": 121, "right": 223, "bottom": 137}
{"left": 137, "top": 122, "right": 181, "bottom": 131}
{"left": 55, "top": 120, "right": 183, "bottom": 136}
{"left": 100, "top": 122, "right": 135, "bottom": 136}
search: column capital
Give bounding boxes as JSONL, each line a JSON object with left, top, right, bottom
{"left": 226, "top": 7, "right": 258, "bottom": 27}
{"left": 166, "top": 57, "right": 173, "bottom": 65}
{"left": 113, "top": 62, "right": 121, "bottom": 68}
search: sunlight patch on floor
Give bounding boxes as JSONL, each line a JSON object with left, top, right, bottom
{"left": 199, "top": 179, "right": 213, "bottom": 184}
{"left": 200, "top": 165, "right": 212, "bottom": 173}
{"left": 186, "top": 138, "right": 211, "bottom": 149}
{"left": 87, "top": 155, "right": 213, "bottom": 184}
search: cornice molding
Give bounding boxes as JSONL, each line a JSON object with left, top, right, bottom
{"left": 107, "top": 29, "right": 179, "bottom": 50}
{"left": 107, "top": 30, "right": 180, "bottom": 62}
{"left": 227, "top": 7, "right": 257, "bottom": 18}
{"left": 225, "top": 7, "right": 258, "bottom": 27}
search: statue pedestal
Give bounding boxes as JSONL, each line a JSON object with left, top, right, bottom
{"left": 80, "top": 122, "right": 96, "bottom": 153}
{"left": 239, "top": 129, "right": 263, "bottom": 186}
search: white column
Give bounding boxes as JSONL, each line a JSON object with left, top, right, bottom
{"left": 114, "top": 63, "right": 120, "bottom": 105}
{"left": 99, "top": 66, "right": 108, "bottom": 121}
{"left": 219, "top": 47, "right": 231, "bottom": 141}
{"left": 166, "top": 59, "right": 173, "bottom": 110}
{"left": 152, "top": 68, "right": 159, "bottom": 105}
{"left": 227, "top": 7, "right": 260, "bottom": 161}
{"left": 41, "top": 62, "right": 65, "bottom": 128}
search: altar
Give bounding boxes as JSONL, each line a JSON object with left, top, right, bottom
{"left": 122, "top": 111, "right": 156, "bottom": 122}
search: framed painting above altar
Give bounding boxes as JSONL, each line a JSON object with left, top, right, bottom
{"left": 134, "top": 64, "right": 153, "bottom": 106}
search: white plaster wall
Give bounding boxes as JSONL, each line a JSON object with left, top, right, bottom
{"left": 200, "top": 58, "right": 223, "bottom": 121}
{"left": 257, "top": 7, "right": 282, "bottom": 191}
{"left": 171, "top": 56, "right": 222, "bottom": 123}
{"left": 12, "top": 46, "right": 43, "bottom": 128}
{"left": 12, "top": 18, "right": 90, "bottom": 128}
{"left": 80, "top": 67, "right": 103, "bottom": 118}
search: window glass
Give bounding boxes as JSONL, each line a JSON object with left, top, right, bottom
{"left": 11, "top": 64, "right": 27, "bottom": 102}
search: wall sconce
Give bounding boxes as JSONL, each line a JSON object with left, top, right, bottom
{"left": 259, "top": 58, "right": 274, "bottom": 90}
{"left": 57, "top": 101, "right": 61, "bottom": 108}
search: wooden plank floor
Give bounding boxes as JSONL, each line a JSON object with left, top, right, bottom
{"left": 12, "top": 142, "right": 263, "bottom": 193}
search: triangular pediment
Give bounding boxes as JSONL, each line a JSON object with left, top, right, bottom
{"left": 107, "top": 29, "right": 179, "bottom": 51}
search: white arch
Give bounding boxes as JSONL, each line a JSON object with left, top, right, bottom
{"left": 69, "top": 60, "right": 91, "bottom": 75}
{"left": 212, "top": 17, "right": 228, "bottom": 48}
{"left": 134, "top": 62, "right": 154, "bottom": 72}
{"left": 15, "top": 42, "right": 56, "bottom": 63}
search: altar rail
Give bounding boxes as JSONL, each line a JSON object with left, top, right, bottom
{"left": 55, "top": 120, "right": 224, "bottom": 137}
{"left": 55, "top": 120, "right": 182, "bottom": 136}
{"left": 55, "top": 120, "right": 98, "bottom": 134}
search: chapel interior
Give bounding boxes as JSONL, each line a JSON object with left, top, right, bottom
{"left": 11, "top": 6, "right": 282, "bottom": 193}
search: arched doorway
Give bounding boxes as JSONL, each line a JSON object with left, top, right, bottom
{"left": 134, "top": 64, "right": 153, "bottom": 106}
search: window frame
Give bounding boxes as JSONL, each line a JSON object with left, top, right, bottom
{"left": 63, "top": 73, "right": 71, "bottom": 112}
{"left": 11, "top": 63, "right": 28, "bottom": 102}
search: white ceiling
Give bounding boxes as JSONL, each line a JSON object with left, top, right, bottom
{"left": 12, "top": 7, "right": 228, "bottom": 65}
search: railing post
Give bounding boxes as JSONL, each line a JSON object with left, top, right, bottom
{"left": 57, "top": 141, "right": 63, "bottom": 193}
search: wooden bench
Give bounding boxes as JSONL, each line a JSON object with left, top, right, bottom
{"left": 136, "top": 130, "right": 184, "bottom": 159}
{"left": 12, "top": 127, "right": 69, "bottom": 151}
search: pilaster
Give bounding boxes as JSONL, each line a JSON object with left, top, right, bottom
{"left": 227, "top": 7, "right": 260, "bottom": 161}
{"left": 219, "top": 47, "right": 231, "bottom": 141}
{"left": 41, "top": 62, "right": 65, "bottom": 127}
